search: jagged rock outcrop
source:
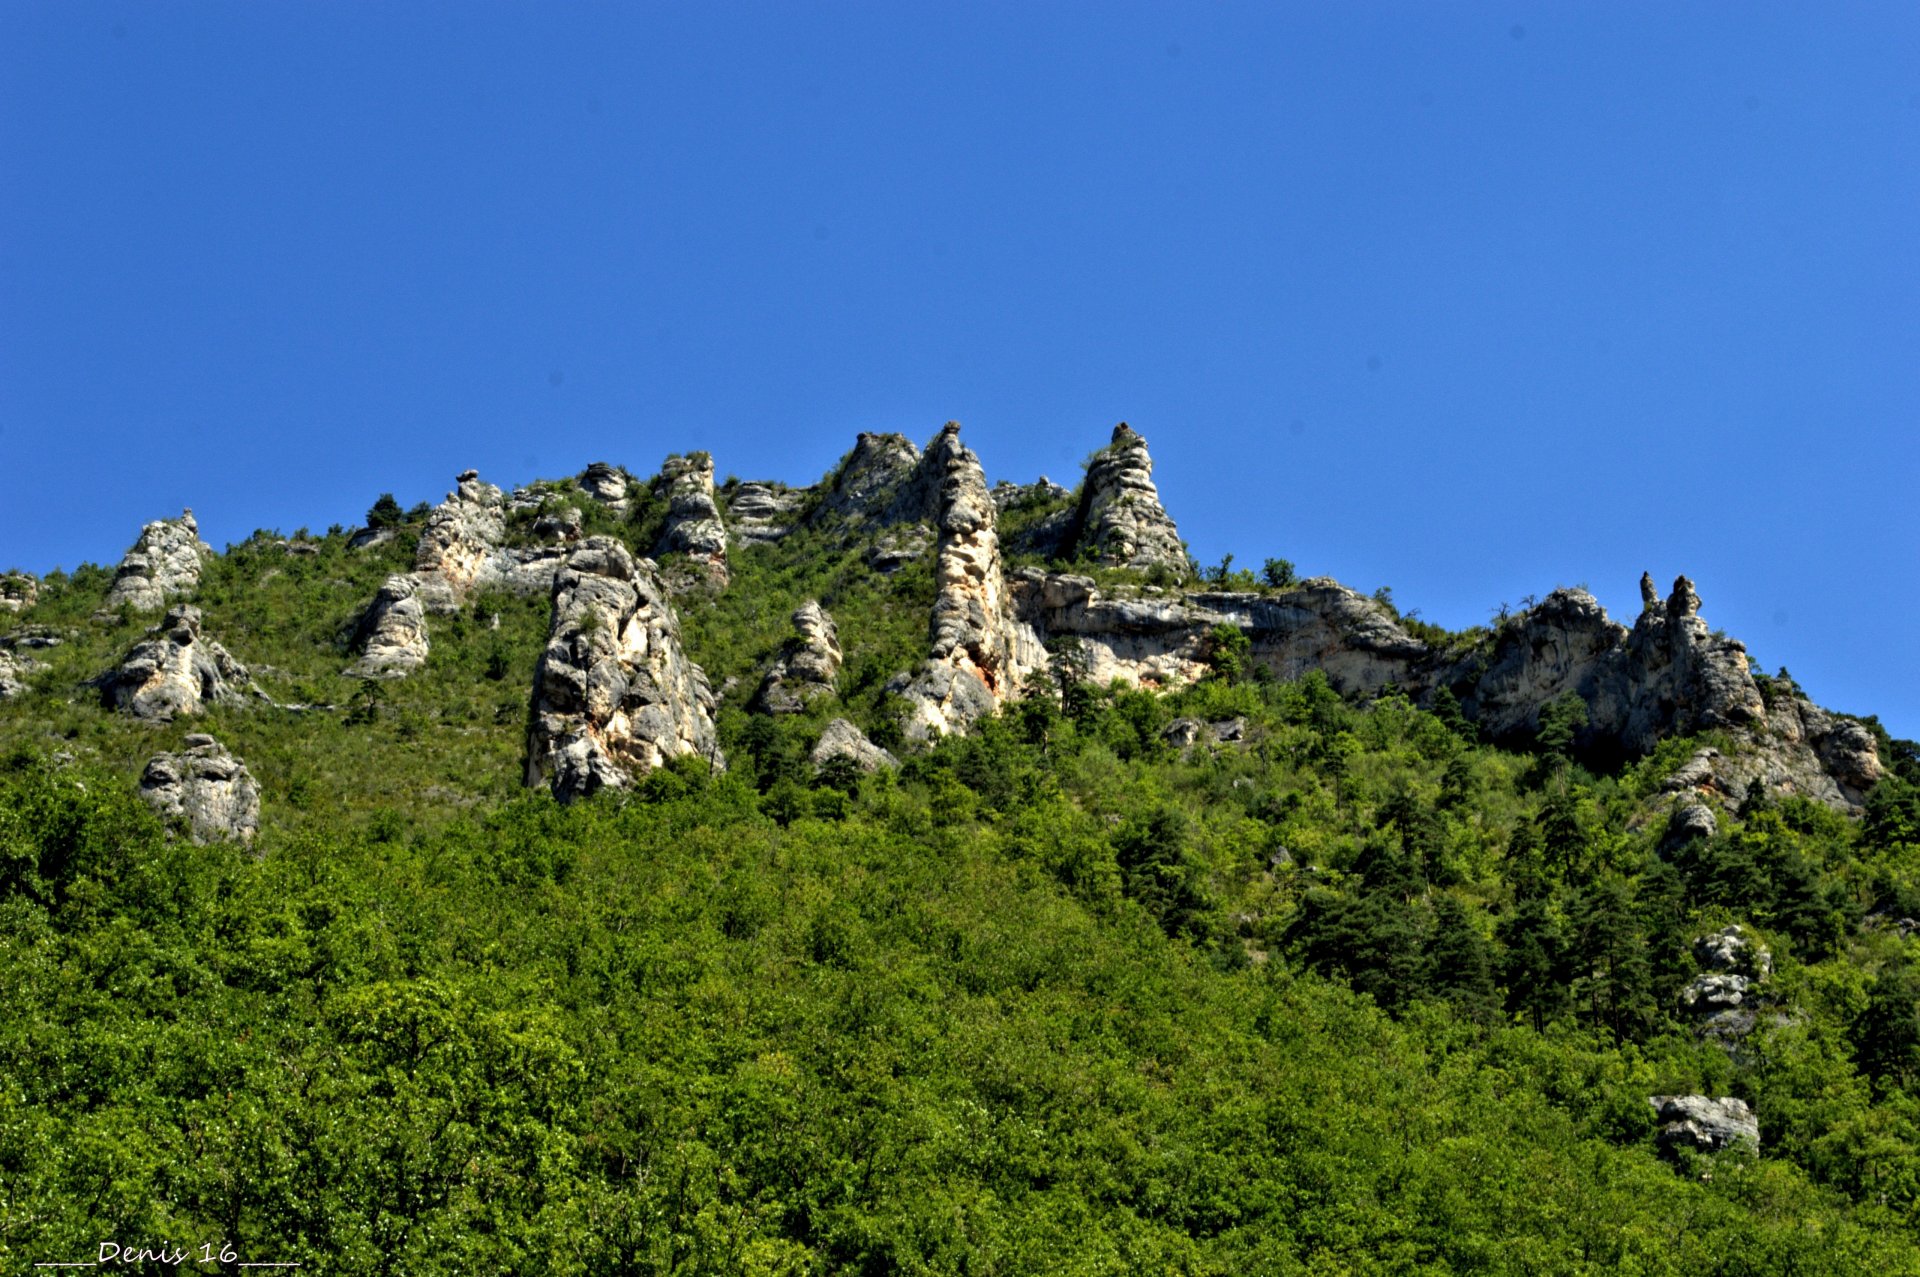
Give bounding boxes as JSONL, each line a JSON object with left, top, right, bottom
{"left": 726, "top": 482, "right": 807, "bottom": 546}
{"left": 534, "top": 505, "right": 585, "bottom": 545}
{"left": 349, "top": 575, "right": 431, "bottom": 678}
{"left": 1071, "top": 424, "right": 1188, "bottom": 576}
{"left": 1009, "top": 572, "right": 1426, "bottom": 696}
{"left": 897, "top": 424, "right": 1036, "bottom": 738}
{"left": 0, "top": 650, "right": 41, "bottom": 701}
{"left": 95, "top": 605, "right": 259, "bottom": 722}
{"left": 100, "top": 510, "right": 208, "bottom": 614}
{"left": 1649, "top": 1095, "right": 1759, "bottom": 1154}
{"left": 1164, "top": 717, "right": 1248, "bottom": 750}
{"left": 820, "top": 432, "right": 923, "bottom": 521}
{"left": 752, "top": 601, "right": 842, "bottom": 714}
{"left": 138, "top": 734, "right": 261, "bottom": 845}
{"left": 1661, "top": 800, "right": 1719, "bottom": 850}
{"left": 812, "top": 718, "right": 898, "bottom": 773}
{"left": 525, "top": 537, "right": 724, "bottom": 801}
{"left": 1455, "top": 579, "right": 1764, "bottom": 755}
{"left": 347, "top": 470, "right": 567, "bottom": 677}
{"left": 652, "top": 453, "right": 729, "bottom": 583}
{"left": 1679, "top": 925, "right": 1775, "bottom": 1050}
{"left": 579, "top": 462, "right": 632, "bottom": 516}
{"left": 0, "top": 571, "right": 36, "bottom": 614}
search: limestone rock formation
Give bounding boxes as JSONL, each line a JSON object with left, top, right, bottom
{"left": 138, "top": 734, "right": 261, "bottom": 845}
{"left": 95, "top": 605, "right": 259, "bottom": 722}
{"left": 752, "top": 601, "right": 842, "bottom": 714}
{"left": 0, "top": 571, "right": 36, "bottom": 614}
{"left": 1453, "top": 579, "right": 1764, "bottom": 755}
{"left": 812, "top": 718, "right": 899, "bottom": 773}
{"left": 726, "top": 482, "right": 807, "bottom": 546}
{"left": 1008, "top": 572, "right": 1426, "bottom": 696}
{"left": 100, "top": 510, "right": 208, "bottom": 614}
{"left": 578, "top": 462, "right": 632, "bottom": 516}
{"left": 652, "top": 453, "right": 729, "bottom": 582}
{"left": 820, "top": 432, "right": 923, "bottom": 521}
{"left": 349, "top": 575, "right": 431, "bottom": 678}
{"left": 1072, "top": 424, "right": 1188, "bottom": 576}
{"left": 525, "top": 537, "right": 725, "bottom": 801}
{"left": 1649, "top": 1095, "right": 1759, "bottom": 1154}
{"left": 898, "top": 423, "right": 1036, "bottom": 738}
{"left": 1661, "top": 800, "right": 1719, "bottom": 849}
{"left": 0, "top": 650, "right": 41, "bottom": 701}
{"left": 996, "top": 477, "right": 1078, "bottom": 560}
{"left": 348, "top": 470, "right": 567, "bottom": 676}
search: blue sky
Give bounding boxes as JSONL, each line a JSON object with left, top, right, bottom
{"left": 4, "top": 4, "right": 1917, "bottom": 735}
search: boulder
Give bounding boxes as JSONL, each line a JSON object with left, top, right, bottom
{"left": 1649, "top": 1095, "right": 1759, "bottom": 1154}
{"left": 349, "top": 575, "right": 431, "bottom": 678}
{"left": 1695, "top": 924, "right": 1771, "bottom": 978}
{"left": 1660, "top": 801, "right": 1718, "bottom": 851}
{"left": 1071, "top": 424, "right": 1188, "bottom": 576}
{"left": 100, "top": 510, "right": 208, "bottom": 614}
{"left": 0, "top": 649, "right": 42, "bottom": 701}
{"left": 95, "top": 605, "right": 259, "bottom": 722}
{"left": 578, "top": 462, "right": 631, "bottom": 516}
{"left": 0, "top": 571, "right": 36, "bottom": 614}
{"left": 752, "top": 601, "right": 842, "bottom": 714}
{"left": 525, "top": 537, "right": 725, "bottom": 801}
{"left": 812, "top": 718, "right": 899, "bottom": 773}
{"left": 138, "top": 734, "right": 261, "bottom": 845}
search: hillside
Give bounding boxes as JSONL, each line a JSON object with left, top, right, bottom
{"left": 6, "top": 422, "right": 1920, "bottom": 1274}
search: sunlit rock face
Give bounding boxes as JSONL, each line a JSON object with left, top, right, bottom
{"left": 1072, "top": 423, "right": 1188, "bottom": 576}
{"left": 897, "top": 423, "right": 1039, "bottom": 739}
{"left": 652, "top": 452, "right": 729, "bottom": 586}
{"left": 348, "top": 469, "right": 568, "bottom": 677}
{"left": 753, "top": 600, "right": 842, "bottom": 715}
{"left": 100, "top": 510, "right": 209, "bottom": 615}
{"left": 525, "top": 537, "right": 724, "bottom": 802}
{"left": 95, "top": 604, "right": 259, "bottom": 723}
{"left": 139, "top": 734, "right": 262, "bottom": 846}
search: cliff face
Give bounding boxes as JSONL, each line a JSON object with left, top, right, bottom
{"left": 897, "top": 423, "right": 1039, "bottom": 739}
{"left": 652, "top": 452, "right": 729, "bottom": 586}
{"left": 524, "top": 537, "right": 724, "bottom": 801}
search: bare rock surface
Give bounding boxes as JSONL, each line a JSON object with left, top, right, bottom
{"left": 726, "top": 482, "right": 807, "bottom": 546}
{"left": 898, "top": 423, "right": 1037, "bottom": 738}
{"left": 1009, "top": 572, "right": 1426, "bottom": 696}
{"left": 138, "top": 734, "right": 261, "bottom": 845}
{"left": 652, "top": 453, "right": 729, "bottom": 583}
{"left": 0, "top": 571, "right": 36, "bottom": 614}
{"left": 753, "top": 601, "right": 842, "bottom": 714}
{"left": 1071, "top": 424, "right": 1188, "bottom": 576}
{"left": 819, "top": 432, "right": 923, "bottom": 521}
{"left": 0, "top": 649, "right": 42, "bottom": 700}
{"left": 1649, "top": 1095, "right": 1759, "bottom": 1154}
{"left": 101, "top": 510, "right": 209, "bottom": 614}
{"left": 578, "top": 462, "right": 632, "bottom": 516}
{"left": 349, "top": 575, "right": 431, "bottom": 678}
{"left": 812, "top": 718, "right": 899, "bottom": 773}
{"left": 525, "top": 537, "right": 725, "bottom": 801}
{"left": 95, "top": 605, "right": 260, "bottom": 722}
{"left": 349, "top": 470, "right": 567, "bottom": 676}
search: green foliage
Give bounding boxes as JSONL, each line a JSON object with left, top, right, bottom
{"left": 8, "top": 470, "right": 1920, "bottom": 1270}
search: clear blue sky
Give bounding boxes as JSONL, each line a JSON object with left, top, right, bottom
{"left": 4, "top": 4, "right": 1917, "bottom": 736}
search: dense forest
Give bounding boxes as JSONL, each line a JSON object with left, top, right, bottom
{"left": 7, "top": 429, "right": 1920, "bottom": 1274}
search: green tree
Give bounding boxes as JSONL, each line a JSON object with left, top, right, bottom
{"left": 366, "top": 492, "right": 405, "bottom": 528}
